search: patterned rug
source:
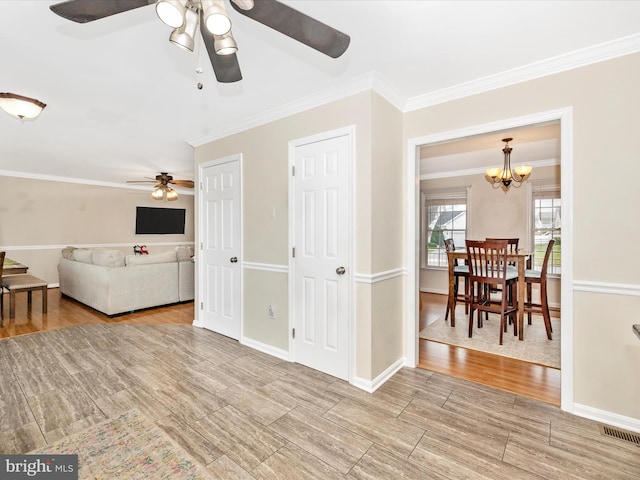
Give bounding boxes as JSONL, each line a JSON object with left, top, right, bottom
{"left": 420, "top": 305, "right": 561, "bottom": 368}
{"left": 30, "top": 409, "right": 211, "bottom": 479}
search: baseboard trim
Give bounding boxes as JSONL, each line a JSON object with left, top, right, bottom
{"left": 572, "top": 403, "right": 640, "bottom": 434}
{"left": 240, "top": 336, "right": 291, "bottom": 361}
{"left": 352, "top": 357, "right": 405, "bottom": 393}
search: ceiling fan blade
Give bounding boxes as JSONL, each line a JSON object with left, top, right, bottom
{"left": 230, "top": 0, "right": 350, "bottom": 58}
{"left": 169, "top": 180, "right": 195, "bottom": 188}
{"left": 199, "top": 15, "right": 242, "bottom": 83}
{"left": 50, "top": 0, "right": 154, "bottom": 24}
{"left": 126, "top": 180, "right": 157, "bottom": 184}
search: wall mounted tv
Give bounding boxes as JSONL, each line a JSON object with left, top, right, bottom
{"left": 135, "top": 207, "right": 186, "bottom": 235}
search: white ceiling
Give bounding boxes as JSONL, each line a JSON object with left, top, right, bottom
{"left": 2, "top": 1, "right": 640, "bottom": 190}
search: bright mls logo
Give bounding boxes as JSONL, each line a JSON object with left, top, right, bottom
{"left": 0, "top": 455, "right": 78, "bottom": 479}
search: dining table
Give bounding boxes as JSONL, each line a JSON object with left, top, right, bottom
{"left": 447, "top": 249, "right": 532, "bottom": 341}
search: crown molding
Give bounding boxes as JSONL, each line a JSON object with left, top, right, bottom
{"left": 0, "top": 170, "right": 195, "bottom": 195}
{"left": 405, "top": 32, "right": 640, "bottom": 111}
{"left": 189, "top": 33, "right": 640, "bottom": 147}
{"left": 187, "top": 71, "right": 404, "bottom": 147}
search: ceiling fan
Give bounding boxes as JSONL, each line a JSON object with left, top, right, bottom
{"left": 49, "top": 0, "right": 351, "bottom": 83}
{"left": 127, "top": 172, "right": 195, "bottom": 201}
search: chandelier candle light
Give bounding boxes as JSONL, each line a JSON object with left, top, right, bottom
{"left": 486, "top": 138, "right": 532, "bottom": 190}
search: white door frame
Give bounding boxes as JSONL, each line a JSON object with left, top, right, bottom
{"left": 195, "top": 153, "right": 243, "bottom": 336}
{"left": 288, "top": 125, "right": 356, "bottom": 384}
{"left": 405, "top": 108, "right": 574, "bottom": 412}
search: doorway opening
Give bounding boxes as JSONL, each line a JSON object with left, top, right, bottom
{"left": 405, "top": 108, "right": 574, "bottom": 410}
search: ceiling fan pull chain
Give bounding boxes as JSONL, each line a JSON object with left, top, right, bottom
{"left": 195, "top": 21, "right": 204, "bottom": 90}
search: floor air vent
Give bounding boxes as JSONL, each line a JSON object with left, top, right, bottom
{"left": 599, "top": 425, "right": 640, "bottom": 446}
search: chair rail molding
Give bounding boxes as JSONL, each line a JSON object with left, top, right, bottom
{"left": 353, "top": 267, "right": 406, "bottom": 284}
{"left": 573, "top": 280, "right": 640, "bottom": 297}
{"left": 242, "top": 261, "right": 288, "bottom": 274}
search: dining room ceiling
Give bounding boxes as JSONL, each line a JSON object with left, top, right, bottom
{"left": 2, "top": 1, "right": 640, "bottom": 189}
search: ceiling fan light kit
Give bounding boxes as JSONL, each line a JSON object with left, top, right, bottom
{"left": 214, "top": 31, "right": 238, "bottom": 55}
{"left": 169, "top": 6, "right": 199, "bottom": 51}
{"left": 50, "top": 0, "right": 350, "bottom": 84}
{"left": 156, "top": 0, "right": 186, "bottom": 28}
{"left": 152, "top": 185, "right": 179, "bottom": 201}
{"left": 203, "top": 0, "right": 232, "bottom": 35}
{"left": 128, "top": 172, "right": 195, "bottom": 201}
{"left": 0, "top": 92, "right": 47, "bottom": 120}
{"left": 485, "top": 138, "right": 533, "bottom": 190}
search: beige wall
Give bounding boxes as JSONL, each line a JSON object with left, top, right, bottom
{"left": 405, "top": 52, "right": 640, "bottom": 421}
{"left": 420, "top": 165, "right": 562, "bottom": 307}
{"left": 0, "top": 175, "right": 194, "bottom": 284}
{"left": 195, "top": 91, "right": 405, "bottom": 383}
{"left": 370, "top": 94, "right": 405, "bottom": 378}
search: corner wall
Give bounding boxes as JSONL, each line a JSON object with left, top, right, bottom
{"left": 194, "top": 91, "right": 405, "bottom": 385}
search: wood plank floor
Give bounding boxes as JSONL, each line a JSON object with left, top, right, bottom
{"left": 1, "top": 289, "right": 561, "bottom": 406}
{"left": 1, "top": 297, "right": 637, "bottom": 479}
{"left": 419, "top": 292, "right": 561, "bottom": 406}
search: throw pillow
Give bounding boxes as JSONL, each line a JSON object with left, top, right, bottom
{"left": 72, "top": 248, "right": 93, "bottom": 264}
{"left": 61, "top": 246, "right": 77, "bottom": 259}
{"left": 92, "top": 248, "right": 126, "bottom": 267}
{"left": 125, "top": 249, "right": 177, "bottom": 266}
{"left": 175, "top": 246, "right": 193, "bottom": 262}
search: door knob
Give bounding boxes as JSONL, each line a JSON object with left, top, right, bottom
{"left": 230, "top": 257, "right": 238, "bottom": 263}
{"left": 336, "top": 266, "right": 346, "bottom": 275}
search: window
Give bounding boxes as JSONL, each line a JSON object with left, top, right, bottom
{"left": 422, "top": 187, "right": 468, "bottom": 268}
{"left": 532, "top": 183, "right": 561, "bottom": 275}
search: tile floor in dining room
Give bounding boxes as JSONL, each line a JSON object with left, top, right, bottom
{"left": 1, "top": 289, "right": 639, "bottom": 479}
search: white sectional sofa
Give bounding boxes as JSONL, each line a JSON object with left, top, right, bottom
{"left": 58, "top": 246, "right": 194, "bottom": 316}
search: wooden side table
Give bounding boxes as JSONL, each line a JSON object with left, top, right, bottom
{"left": 2, "top": 258, "right": 28, "bottom": 275}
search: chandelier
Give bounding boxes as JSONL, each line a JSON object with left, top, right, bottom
{"left": 485, "top": 138, "right": 532, "bottom": 189}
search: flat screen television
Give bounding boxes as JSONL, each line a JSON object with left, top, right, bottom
{"left": 135, "top": 206, "right": 186, "bottom": 235}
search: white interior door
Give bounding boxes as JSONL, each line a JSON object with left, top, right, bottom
{"left": 199, "top": 158, "right": 241, "bottom": 339}
{"left": 292, "top": 132, "right": 351, "bottom": 380}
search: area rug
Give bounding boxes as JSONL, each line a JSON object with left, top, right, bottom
{"left": 30, "top": 409, "right": 211, "bottom": 479}
{"left": 420, "top": 305, "right": 561, "bottom": 368}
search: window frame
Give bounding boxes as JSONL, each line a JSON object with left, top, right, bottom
{"left": 530, "top": 182, "right": 561, "bottom": 276}
{"left": 421, "top": 186, "right": 470, "bottom": 269}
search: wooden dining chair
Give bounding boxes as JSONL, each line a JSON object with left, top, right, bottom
{"left": 485, "top": 237, "right": 519, "bottom": 301}
{"left": 524, "top": 239, "right": 555, "bottom": 340}
{"left": 466, "top": 239, "right": 518, "bottom": 345}
{"left": 444, "top": 238, "right": 469, "bottom": 322}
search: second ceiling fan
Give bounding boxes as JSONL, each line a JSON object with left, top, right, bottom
{"left": 49, "top": 0, "right": 351, "bottom": 83}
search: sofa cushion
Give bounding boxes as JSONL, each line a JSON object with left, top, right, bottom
{"left": 61, "top": 246, "right": 77, "bottom": 259}
{"left": 72, "top": 248, "right": 93, "bottom": 264}
{"left": 175, "top": 245, "right": 193, "bottom": 262}
{"left": 126, "top": 250, "right": 177, "bottom": 266}
{"left": 92, "top": 248, "right": 126, "bottom": 267}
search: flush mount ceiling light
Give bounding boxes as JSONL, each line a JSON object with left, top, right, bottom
{"left": 0, "top": 92, "right": 47, "bottom": 120}
{"left": 50, "top": 0, "right": 350, "bottom": 84}
{"left": 485, "top": 138, "right": 533, "bottom": 190}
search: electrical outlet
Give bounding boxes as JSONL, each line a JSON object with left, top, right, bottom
{"left": 268, "top": 304, "right": 276, "bottom": 319}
